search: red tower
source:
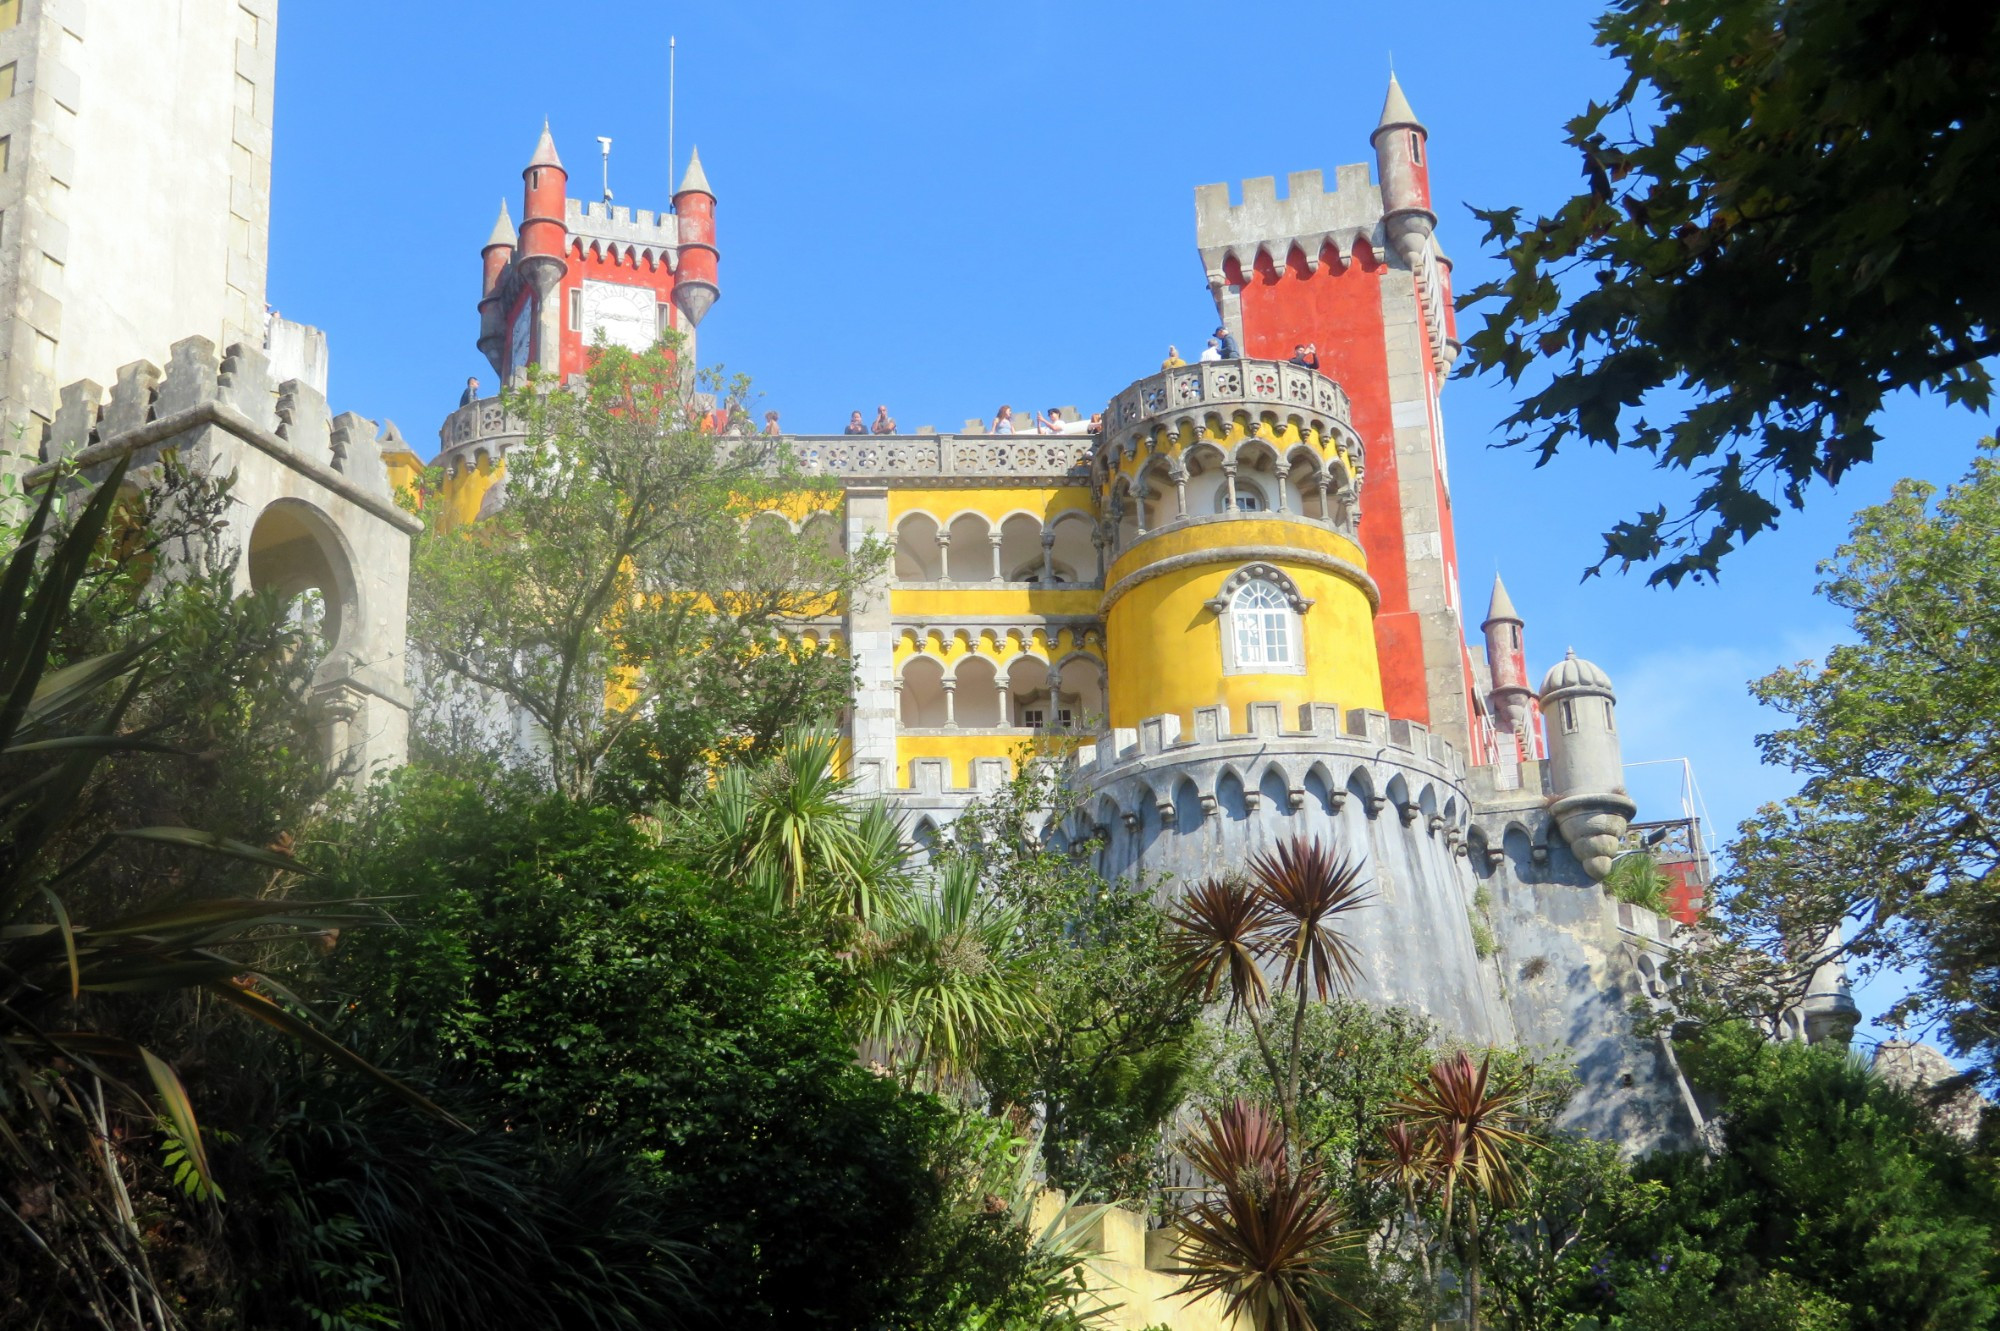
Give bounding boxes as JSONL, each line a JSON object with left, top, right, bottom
{"left": 476, "top": 126, "right": 720, "bottom": 383}
{"left": 1194, "top": 75, "right": 1476, "bottom": 754}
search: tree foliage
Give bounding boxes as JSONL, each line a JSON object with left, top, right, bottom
{"left": 1461, "top": 1, "right": 2000, "bottom": 584}
{"left": 410, "top": 340, "right": 880, "bottom": 799}
{"left": 1690, "top": 443, "right": 2000, "bottom": 1086}
{"left": 1579, "top": 1025, "right": 2000, "bottom": 1329}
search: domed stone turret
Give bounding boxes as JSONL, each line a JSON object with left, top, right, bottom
{"left": 1540, "top": 649, "right": 1634, "bottom": 880}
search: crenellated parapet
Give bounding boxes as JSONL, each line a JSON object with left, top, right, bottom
{"left": 1193, "top": 165, "right": 1385, "bottom": 288}
{"left": 564, "top": 199, "right": 680, "bottom": 267}
{"left": 31, "top": 336, "right": 419, "bottom": 783}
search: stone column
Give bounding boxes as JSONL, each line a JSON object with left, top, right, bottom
{"left": 1133, "top": 489, "right": 1147, "bottom": 533}
{"left": 995, "top": 679, "right": 1012, "bottom": 726}
{"left": 988, "top": 533, "right": 1004, "bottom": 582}
{"left": 842, "top": 487, "right": 897, "bottom": 793}
{"left": 1174, "top": 469, "right": 1189, "bottom": 518}
{"left": 935, "top": 531, "right": 951, "bottom": 581}
{"left": 941, "top": 679, "right": 957, "bottom": 728}
{"left": 1222, "top": 462, "right": 1239, "bottom": 512}
{"left": 1316, "top": 477, "right": 1333, "bottom": 525}
{"left": 1092, "top": 528, "right": 1108, "bottom": 583}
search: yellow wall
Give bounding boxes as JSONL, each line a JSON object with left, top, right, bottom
{"left": 437, "top": 455, "right": 504, "bottom": 531}
{"left": 1103, "top": 517, "right": 1381, "bottom": 729}
{"left": 888, "top": 485, "right": 1095, "bottom": 524}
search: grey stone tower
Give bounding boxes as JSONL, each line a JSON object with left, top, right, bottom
{"left": 1540, "top": 650, "right": 1635, "bottom": 880}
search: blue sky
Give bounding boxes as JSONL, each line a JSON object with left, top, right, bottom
{"left": 270, "top": 1, "right": 1988, "bottom": 1045}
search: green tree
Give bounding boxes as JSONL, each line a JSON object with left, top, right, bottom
{"left": 410, "top": 340, "right": 880, "bottom": 799}
{"left": 318, "top": 772, "right": 974, "bottom": 1330}
{"left": 1579, "top": 1025, "right": 1999, "bottom": 1330}
{"left": 1689, "top": 443, "right": 2000, "bottom": 1086}
{"left": 951, "top": 758, "right": 1200, "bottom": 1200}
{"left": 1461, "top": 2, "right": 2000, "bottom": 584}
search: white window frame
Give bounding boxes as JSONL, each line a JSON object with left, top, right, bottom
{"left": 1207, "top": 566, "right": 1311, "bottom": 677}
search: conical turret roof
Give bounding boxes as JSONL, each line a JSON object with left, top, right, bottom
{"left": 485, "top": 199, "right": 517, "bottom": 248}
{"left": 1377, "top": 73, "right": 1423, "bottom": 132}
{"left": 528, "top": 121, "right": 563, "bottom": 170}
{"left": 677, "top": 146, "right": 712, "bottom": 196}
{"left": 1483, "top": 573, "right": 1520, "bottom": 626}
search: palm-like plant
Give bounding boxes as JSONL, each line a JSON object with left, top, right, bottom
{"left": 1, "top": 462, "right": 455, "bottom": 1324}
{"left": 1248, "top": 838, "right": 1371, "bottom": 1149}
{"left": 858, "top": 857, "right": 1044, "bottom": 1087}
{"left": 1166, "top": 837, "right": 1372, "bottom": 1147}
{"left": 1384, "top": 1051, "right": 1538, "bottom": 1331}
{"left": 683, "top": 724, "right": 906, "bottom": 919}
{"left": 1170, "top": 1100, "right": 1358, "bottom": 1331}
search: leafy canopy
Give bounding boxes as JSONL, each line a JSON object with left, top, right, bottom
{"left": 1691, "top": 442, "right": 2000, "bottom": 1087}
{"left": 411, "top": 339, "right": 880, "bottom": 799}
{"left": 1460, "top": 1, "right": 2000, "bottom": 584}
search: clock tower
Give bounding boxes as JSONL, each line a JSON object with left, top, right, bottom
{"left": 475, "top": 127, "right": 720, "bottom": 384}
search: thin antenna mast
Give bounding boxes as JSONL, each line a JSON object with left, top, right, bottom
{"left": 668, "top": 36, "right": 677, "bottom": 196}
{"left": 597, "top": 136, "right": 613, "bottom": 203}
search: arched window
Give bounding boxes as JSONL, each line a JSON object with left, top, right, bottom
{"left": 1228, "top": 578, "right": 1298, "bottom": 672}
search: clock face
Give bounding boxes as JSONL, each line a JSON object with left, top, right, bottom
{"left": 580, "top": 279, "right": 658, "bottom": 353}
{"left": 508, "top": 300, "right": 533, "bottom": 376}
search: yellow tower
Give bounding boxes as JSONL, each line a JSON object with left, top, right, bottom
{"left": 1095, "top": 359, "right": 1382, "bottom": 730}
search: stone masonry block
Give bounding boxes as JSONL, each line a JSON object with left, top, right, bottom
{"left": 971, "top": 757, "right": 1008, "bottom": 791}
{"left": 218, "top": 343, "right": 276, "bottom": 432}
{"left": 155, "top": 337, "right": 219, "bottom": 419}
{"left": 1139, "top": 712, "right": 1182, "bottom": 753}
{"left": 1346, "top": 708, "right": 1389, "bottom": 743}
{"left": 1300, "top": 703, "right": 1341, "bottom": 736}
{"left": 1247, "top": 701, "right": 1282, "bottom": 737}
{"left": 1111, "top": 727, "right": 1139, "bottom": 761}
{"left": 329, "top": 412, "right": 391, "bottom": 497}
{"left": 1193, "top": 705, "right": 1227, "bottom": 744}
{"left": 103, "top": 360, "right": 161, "bottom": 439}
{"left": 276, "top": 380, "right": 332, "bottom": 460}
{"left": 911, "top": 758, "right": 948, "bottom": 795}
{"left": 49, "top": 378, "right": 102, "bottom": 462}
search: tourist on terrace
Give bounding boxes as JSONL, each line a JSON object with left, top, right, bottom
{"left": 1198, "top": 338, "right": 1223, "bottom": 362}
{"left": 1035, "top": 407, "right": 1064, "bottom": 433}
{"left": 1162, "top": 345, "right": 1185, "bottom": 368}
{"left": 763, "top": 410, "right": 782, "bottom": 435}
{"left": 1215, "top": 326, "right": 1238, "bottom": 358}
{"left": 844, "top": 411, "right": 868, "bottom": 435}
{"left": 1290, "top": 343, "right": 1321, "bottom": 370}
{"left": 459, "top": 375, "right": 480, "bottom": 406}
{"left": 1087, "top": 412, "right": 1104, "bottom": 435}
{"left": 872, "top": 405, "right": 898, "bottom": 434}
{"left": 991, "top": 405, "right": 1016, "bottom": 434}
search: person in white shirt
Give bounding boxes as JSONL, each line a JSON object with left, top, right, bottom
{"left": 1198, "top": 338, "right": 1223, "bottom": 362}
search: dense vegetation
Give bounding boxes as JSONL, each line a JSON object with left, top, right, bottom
{"left": 2, "top": 339, "right": 1995, "bottom": 1331}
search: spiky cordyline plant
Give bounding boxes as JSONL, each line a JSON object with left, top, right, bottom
{"left": 0, "top": 460, "right": 457, "bottom": 1327}
{"left": 1384, "top": 1050, "right": 1538, "bottom": 1331}
{"left": 1170, "top": 1100, "right": 1359, "bottom": 1331}
{"left": 1165, "top": 837, "right": 1372, "bottom": 1149}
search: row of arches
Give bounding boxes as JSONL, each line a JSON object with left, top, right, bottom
{"left": 893, "top": 509, "right": 1098, "bottom": 584}
{"left": 1106, "top": 439, "right": 1357, "bottom": 554}
{"left": 1056, "top": 760, "right": 1464, "bottom": 842}
{"left": 1097, "top": 410, "right": 1359, "bottom": 479}
{"left": 898, "top": 653, "right": 1107, "bottom": 730}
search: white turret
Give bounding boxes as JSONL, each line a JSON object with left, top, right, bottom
{"left": 1540, "top": 649, "right": 1635, "bottom": 880}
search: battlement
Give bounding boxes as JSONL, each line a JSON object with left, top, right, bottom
{"left": 1077, "top": 699, "right": 1462, "bottom": 782}
{"left": 32, "top": 336, "right": 417, "bottom": 533}
{"left": 1099, "top": 357, "right": 1356, "bottom": 469}
{"left": 565, "top": 198, "right": 680, "bottom": 264}
{"left": 1194, "top": 163, "right": 1383, "bottom": 279}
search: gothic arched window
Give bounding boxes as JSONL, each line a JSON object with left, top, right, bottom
{"left": 1229, "top": 578, "right": 1298, "bottom": 672}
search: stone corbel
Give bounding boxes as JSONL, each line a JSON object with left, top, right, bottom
{"left": 1288, "top": 786, "right": 1307, "bottom": 812}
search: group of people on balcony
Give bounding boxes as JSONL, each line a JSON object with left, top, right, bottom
{"left": 1162, "top": 330, "right": 1321, "bottom": 371}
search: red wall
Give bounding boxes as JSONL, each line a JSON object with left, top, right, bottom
{"left": 1232, "top": 239, "right": 1431, "bottom": 723}
{"left": 556, "top": 243, "right": 682, "bottom": 379}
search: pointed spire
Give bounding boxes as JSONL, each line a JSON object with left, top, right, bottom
{"left": 677, "top": 146, "right": 712, "bottom": 196}
{"left": 529, "top": 120, "right": 563, "bottom": 170}
{"left": 485, "top": 199, "right": 517, "bottom": 249}
{"left": 1378, "top": 73, "right": 1423, "bottom": 132}
{"left": 1483, "top": 572, "right": 1520, "bottom": 626}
